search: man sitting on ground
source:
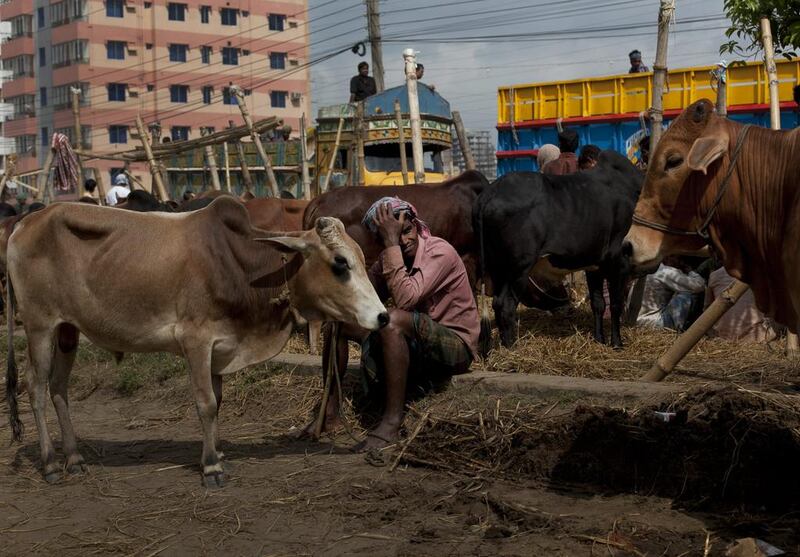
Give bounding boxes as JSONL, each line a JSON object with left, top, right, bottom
{"left": 542, "top": 129, "right": 579, "bottom": 175}
{"left": 637, "top": 256, "right": 705, "bottom": 331}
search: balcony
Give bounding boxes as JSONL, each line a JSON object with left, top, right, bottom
{"left": 0, "top": 137, "right": 16, "bottom": 155}
{"left": 0, "top": 69, "right": 13, "bottom": 82}
{"left": 0, "top": 103, "right": 13, "bottom": 120}
{"left": 0, "top": 22, "right": 11, "bottom": 42}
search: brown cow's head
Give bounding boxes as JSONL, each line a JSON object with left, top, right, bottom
{"left": 624, "top": 99, "right": 731, "bottom": 271}
{"left": 264, "top": 217, "right": 389, "bottom": 331}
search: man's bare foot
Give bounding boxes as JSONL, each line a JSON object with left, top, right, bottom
{"left": 352, "top": 425, "right": 400, "bottom": 452}
{"left": 295, "top": 413, "right": 345, "bottom": 439}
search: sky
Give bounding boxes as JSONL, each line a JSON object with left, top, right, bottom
{"left": 307, "top": 0, "right": 740, "bottom": 135}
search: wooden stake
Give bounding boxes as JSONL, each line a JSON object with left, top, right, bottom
{"left": 403, "top": 49, "right": 425, "bottom": 183}
{"left": 222, "top": 141, "right": 231, "bottom": 192}
{"left": 232, "top": 86, "right": 279, "bottom": 197}
{"left": 135, "top": 115, "right": 170, "bottom": 201}
{"left": 36, "top": 147, "right": 55, "bottom": 202}
{"left": 71, "top": 87, "right": 85, "bottom": 196}
{"left": 299, "top": 113, "right": 311, "bottom": 199}
{"left": 320, "top": 117, "right": 344, "bottom": 193}
{"left": 452, "top": 111, "right": 475, "bottom": 171}
{"left": 650, "top": 0, "right": 674, "bottom": 150}
{"left": 201, "top": 127, "right": 221, "bottom": 191}
{"left": 355, "top": 102, "right": 366, "bottom": 187}
{"left": 229, "top": 120, "right": 253, "bottom": 194}
{"left": 394, "top": 99, "right": 409, "bottom": 185}
{"left": 642, "top": 280, "right": 749, "bottom": 381}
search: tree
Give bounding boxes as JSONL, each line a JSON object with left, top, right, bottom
{"left": 720, "top": 0, "right": 800, "bottom": 58}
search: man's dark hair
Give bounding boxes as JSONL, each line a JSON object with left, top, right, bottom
{"left": 578, "top": 144, "right": 601, "bottom": 167}
{"left": 557, "top": 129, "right": 579, "bottom": 153}
{"left": 629, "top": 49, "right": 642, "bottom": 59}
{"left": 182, "top": 190, "right": 194, "bottom": 201}
{"left": 417, "top": 63, "right": 424, "bottom": 70}
{"left": 357, "top": 61, "right": 369, "bottom": 70}
{"left": 84, "top": 178, "right": 97, "bottom": 193}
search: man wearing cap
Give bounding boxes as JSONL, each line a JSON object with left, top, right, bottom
{"left": 628, "top": 49, "right": 649, "bottom": 73}
{"left": 106, "top": 173, "right": 131, "bottom": 206}
{"left": 320, "top": 197, "right": 478, "bottom": 450}
{"left": 542, "top": 129, "right": 580, "bottom": 175}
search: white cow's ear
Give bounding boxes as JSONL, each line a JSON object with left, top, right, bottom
{"left": 687, "top": 134, "right": 728, "bottom": 174}
{"left": 261, "top": 236, "right": 310, "bottom": 254}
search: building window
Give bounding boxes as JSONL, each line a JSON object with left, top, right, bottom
{"left": 171, "top": 126, "right": 189, "bottom": 141}
{"left": 37, "top": 7, "right": 45, "bottom": 28}
{"left": 269, "top": 52, "right": 286, "bottom": 70}
{"left": 200, "top": 46, "right": 211, "bottom": 64}
{"left": 107, "top": 41, "right": 125, "bottom": 60}
{"left": 170, "top": 85, "right": 188, "bottom": 103}
{"left": 51, "top": 40, "right": 90, "bottom": 68}
{"left": 41, "top": 127, "right": 49, "bottom": 146}
{"left": 52, "top": 82, "right": 89, "bottom": 109}
{"left": 222, "top": 87, "right": 237, "bottom": 105}
{"left": 221, "top": 47, "right": 238, "bottom": 65}
{"left": 202, "top": 85, "right": 212, "bottom": 104}
{"left": 106, "top": 0, "right": 123, "bottom": 18}
{"left": 270, "top": 90, "right": 287, "bottom": 108}
{"left": 107, "top": 83, "right": 126, "bottom": 102}
{"left": 109, "top": 125, "right": 128, "bottom": 144}
{"left": 268, "top": 13, "right": 285, "bottom": 31}
{"left": 167, "top": 2, "right": 186, "bottom": 21}
{"left": 3, "top": 55, "right": 35, "bottom": 79}
{"left": 168, "top": 44, "right": 187, "bottom": 62}
{"left": 39, "top": 87, "right": 47, "bottom": 107}
{"left": 220, "top": 7, "right": 237, "bottom": 25}
{"left": 200, "top": 5, "right": 210, "bottom": 23}
{"left": 39, "top": 47, "right": 46, "bottom": 67}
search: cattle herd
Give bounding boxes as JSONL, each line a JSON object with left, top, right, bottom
{"left": 2, "top": 99, "right": 798, "bottom": 487}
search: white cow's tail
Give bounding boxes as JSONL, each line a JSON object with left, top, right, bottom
{"left": 6, "top": 272, "right": 23, "bottom": 442}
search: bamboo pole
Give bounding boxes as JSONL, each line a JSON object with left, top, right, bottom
{"left": 452, "top": 111, "right": 475, "bottom": 171}
{"left": 355, "top": 101, "right": 366, "bottom": 187}
{"left": 299, "top": 113, "right": 311, "bottom": 199}
{"left": 201, "top": 127, "right": 221, "bottom": 191}
{"left": 93, "top": 167, "right": 108, "bottom": 205}
{"left": 320, "top": 117, "right": 344, "bottom": 193}
{"left": 36, "top": 147, "right": 55, "bottom": 202}
{"left": 403, "top": 48, "right": 425, "bottom": 183}
{"left": 229, "top": 120, "right": 254, "bottom": 194}
{"left": 232, "top": 86, "right": 279, "bottom": 197}
{"left": 71, "top": 87, "right": 85, "bottom": 196}
{"left": 650, "top": 0, "right": 675, "bottom": 150}
{"left": 135, "top": 115, "right": 170, "bottom": 201}
{"left": 394, "top": 99, "right": 409, "bottom": 185}
{"left": 222, "top": 141, "right": 231, "bottom": 192}
{"left": 642, "top": 280, "right": 749, "bottom": 381}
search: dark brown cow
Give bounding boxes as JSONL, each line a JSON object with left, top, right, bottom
{"left": 623, "top": 98, "right": 800, "bottom": 332}
{"left": 6, "top": 198, "right": 387, "bottom": 486}
{"left": 303, "top": 171, "right": 490, "bottom": 284}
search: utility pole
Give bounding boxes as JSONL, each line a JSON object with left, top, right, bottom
{"left": 366, "top": 0, "right": 385, "bottom": 92}
{"left": 403, "top": 48, "right": 425, "bottom": 183}
{"left": 713, "top": 61, "right": 728, "bottom": 116}
{"left": 650, "top": 0, "right": 675, "bottom": 150}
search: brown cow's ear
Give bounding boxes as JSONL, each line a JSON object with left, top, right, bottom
{"left": 687, "top": 135, "right": 728, "bottom": 174}
{"left": 261, "top": 236, "right": 310, "bottom": 254}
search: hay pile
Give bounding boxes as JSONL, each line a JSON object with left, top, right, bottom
{"left": 400, "top": 386, "right": 800, "bottom": 512}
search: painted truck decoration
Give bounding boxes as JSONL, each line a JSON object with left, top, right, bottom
{"left": 496, "top": 58, "right": 800, "bottom": 175}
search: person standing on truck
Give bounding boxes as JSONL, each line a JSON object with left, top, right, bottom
{"left": 350, "top": 62, "right": 377, "bottom": 103}
{"left": 628, "top": 50, "right": 650, "bottom": 73}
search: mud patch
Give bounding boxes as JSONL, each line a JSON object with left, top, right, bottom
{"left": 403, "top": 386, "right": 800, "bottom": 512}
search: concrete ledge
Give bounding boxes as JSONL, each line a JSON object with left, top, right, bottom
{"left": 268, "top": 353, "right": 686, "bottom": 399}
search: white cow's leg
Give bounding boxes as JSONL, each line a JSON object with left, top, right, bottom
{"left": 186, "top": 347, "right": 224, "bottom": 488}
{"left": 26, "top": 329, "right": 60, "bottom": 482}
{"left": 50, "top": 323, "right": 86, "bottom": 474}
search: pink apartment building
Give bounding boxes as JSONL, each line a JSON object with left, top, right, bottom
{"left": 0, "top": 0, "right": 310, "bottom": 193}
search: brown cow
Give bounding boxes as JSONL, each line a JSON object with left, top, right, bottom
{"left": 623, "top": 98, "right": 800, "bottom": 332}
{"left": 246, "top": 198, "right": 309, "bottom": 231}
{"left": 6, "top": 197, "right": 388, "bottom": 486}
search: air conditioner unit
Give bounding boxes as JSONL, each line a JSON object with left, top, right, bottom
{"left": 289, "top": 58, "right": 299, "bottom": 66}
{"left": 127, "top": 48, "right": 138, "bottom": 55}
{"left": 290, "top": 92, "right": 302, "bottom": 101}
{"left": 288, "top": 20, "right": 298, "bottom": 28}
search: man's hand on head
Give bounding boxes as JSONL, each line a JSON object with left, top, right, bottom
{"left": 373, "top": 203, "right": 405, "bottom": 248}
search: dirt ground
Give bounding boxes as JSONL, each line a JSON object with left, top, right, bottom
{"left": 2, "top": 342, "right": 799, "bottom": 556}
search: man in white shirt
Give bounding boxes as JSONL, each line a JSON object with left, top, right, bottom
{"left": 106, "top": 174, "right": 131, "bottom": 206}
{"left": 637, "top": 257, "right": 706, "bottom": 331}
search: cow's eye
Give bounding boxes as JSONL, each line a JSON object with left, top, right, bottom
{"left": 665, "top": 155, "right": 683, "bottom": 171}
{"left": 332, "top": 255, "right": 350, "bottom": 277}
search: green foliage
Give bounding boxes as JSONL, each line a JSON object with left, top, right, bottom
{"left": 721, "top": 0, "right": 800, "bottom": 58}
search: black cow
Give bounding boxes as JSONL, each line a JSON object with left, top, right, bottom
{"left": 474, "top": 150, "right": 642, "bottom": 348}
{"left": 118, "top": 190, "right": 176, "bottom": 212}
